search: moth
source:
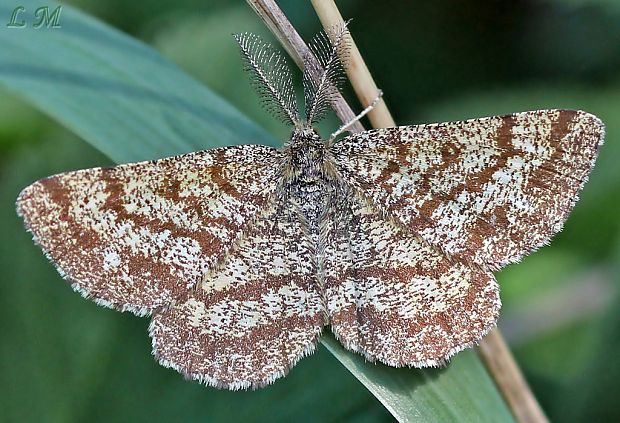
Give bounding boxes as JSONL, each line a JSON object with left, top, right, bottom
{"left": 16, "top": 25, "right": 604, "bottom": 390}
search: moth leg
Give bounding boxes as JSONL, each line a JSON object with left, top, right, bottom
{"left": 329, "top": 90, "right": 383, "bottom": 141}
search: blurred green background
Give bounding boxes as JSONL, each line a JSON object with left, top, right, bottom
{"left": 1, "top": 0, "right": 619, "bottom": 421}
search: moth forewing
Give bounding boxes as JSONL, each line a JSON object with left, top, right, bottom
{"left": 16, "top": 146, "right": 282, "bottom": 316}
{"left": 331, "top": 109, "right": 605, "bottom": 270}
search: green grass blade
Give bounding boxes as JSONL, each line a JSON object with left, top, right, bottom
{"left": 0, "top": 1, "right": 276, "bottom": 162}
{"left": 0, "top": 2, "right": 514, "bottom": 421}
{"left": 323, "top": 334, "right": 513, "bottom": 422}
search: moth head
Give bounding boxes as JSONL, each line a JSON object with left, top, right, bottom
{"left": 290, "top": 127, "right": 322, "bottom": 145}
{"left": 285, "top": 127, "right": 325, "bottom": 175}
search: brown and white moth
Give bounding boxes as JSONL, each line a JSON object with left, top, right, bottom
{"left": 16, "top": 24, "right": 604, "bottom": 390}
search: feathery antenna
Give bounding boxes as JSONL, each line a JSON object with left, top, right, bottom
{"left": 234, "top": 32, "right": 300, "bottom": 125}
{"left": 303, "top": 21, "right": 351, "bottom": 124}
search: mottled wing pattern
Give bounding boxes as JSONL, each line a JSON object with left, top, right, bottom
{"left": 150, "top": 198, "right": 325, "bottom": 389}
{"left": 323, "top": 191, "right": 499, "bottom": 366}
{"left": 17, "top": 145, "right": 280, "bottom": 316}
{"left": 332, "top": 110, "right": 604, "bottom": 269}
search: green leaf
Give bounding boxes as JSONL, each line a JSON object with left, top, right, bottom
{"left": 0, "top": 2, "right": 513, "bottom": 421}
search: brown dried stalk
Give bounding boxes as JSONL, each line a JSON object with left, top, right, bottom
{"left": 310, "top": 0, "right": 394, "bottom": 129}
{"left": 478, "top": 329, "right": 549, "bottom": 423}
{"left": 246, "top": 0, "right": 549, "bottom": 422}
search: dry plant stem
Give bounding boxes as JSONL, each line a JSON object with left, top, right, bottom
{"left": 245, "top": 0, "right": 364, "bottom": 133}
{"left": 310, "top": 0, "right": 395, "bottom": 129}
{"left": 248, "top": 0, "right": 546, "bottom": 422}
{"left": 479, "top": 330, "right": 549, "bottom": 423}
